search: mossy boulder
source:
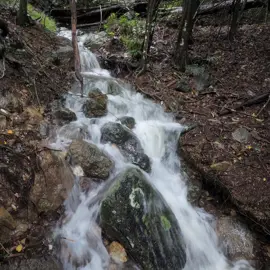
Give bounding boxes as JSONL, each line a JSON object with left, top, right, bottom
{"left": 83, "top": 89, "right": 108, "bottom": 118}
{"left": 101, "top": 122, "right": 151, "bottom": 172}
{"left": 100, "top": 168, "right": 186, "bottom": 270}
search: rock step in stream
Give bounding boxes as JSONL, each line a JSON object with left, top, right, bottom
{"left": 45, "top": 30, "right": 255, "bottom": 270}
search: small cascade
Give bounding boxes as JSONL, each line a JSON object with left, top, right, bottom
{"left": 52, "top": 29, "right": 253, "bottom": 270}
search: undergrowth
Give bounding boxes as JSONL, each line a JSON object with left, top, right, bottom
{"left": 0, "top": 1, "right": 56, "bottom": 32}
{"left": 104, "top": 12, "right": 145, "bottom": 58}
{"left": 27, "top": 4, "right": 57, "bottom": 32}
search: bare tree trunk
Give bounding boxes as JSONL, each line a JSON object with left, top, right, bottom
{"left": 174, "top": 0, "right": 199, "bottom": 71}
{"left": 139, "top": 0, "right": 161, "bottom": 75}
{"left": 70, "top": 0, "right": 84, "bottom": 97}
{"left": 229, "top": 0, "right": 241, "bottom": 41}
{"left": 17, "top": 0, "right": 29, "bottom": 26}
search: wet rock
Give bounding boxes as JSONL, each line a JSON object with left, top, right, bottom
{"left": 217, "top": 216, "right": 255, "bottom": 261}
{"left": 84, "top": 31, "right": 109, "bottom": 50}
{"left": 232, "top": 127, "right": 250, "bottom": 143}
{"left": 100, "top": 167, "right": 186, "bottom": 270}
{"left": 187, "top": 178, "right": 202, "bottom": 205}
{"left": 83, "top": 89, "right": 108, "bottom": 118}
{"left": 1, "top": 257, "right": 61, "bottom": 270}
{"left": 30, "top": 150, "right": 74, "bottom": 213}
{"left": 210, "top": 161, "right": 231, "bottom": 171}
{"left": 58, "top": 122, "right": 89, "bottom": 141}
{"left": 54, "top": 107, "right": 77, "bottom": 124}
{"left": 119, "top": 116, "right": 136, "bottom": 129}
{"left": 52, "top": 45, "right": 73, "bottom": 66}
{"left": 107, "top": 80, "right": 122, "bottom": 95}
{"left": 67, "top": 139, "right": 113, "bottom": 179}
{"left": 101, "top": 122, "right": 151, "bottom": 172}
{"left": 0, "top": 93, "right": 23, "bottom": 113}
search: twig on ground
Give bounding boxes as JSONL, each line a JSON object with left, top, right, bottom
{"left": 256, "top": 93, "right": 270, "bottom": 116}
{"left": 219, "top": 92, "right": 270, "bottom": 115}
{"left": 180, "top": 124, "right": 198, "bottom": 136}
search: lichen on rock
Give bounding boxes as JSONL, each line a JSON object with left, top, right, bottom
{"left": 100, "top": 167, "right": 186, "bottom": 270}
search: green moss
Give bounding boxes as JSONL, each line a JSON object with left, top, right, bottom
{"left": 142, "top": 214, "right": 150, "bottom": 227}
{"left": 28, "top": 4, "right": 57, "bottom": 32}
{"left": 160, "top": 215, "right": 171, "bottom": 231}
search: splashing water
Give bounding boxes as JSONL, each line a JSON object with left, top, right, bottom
{"left": 53, "top": 29, "right": 253, "bottom": 270}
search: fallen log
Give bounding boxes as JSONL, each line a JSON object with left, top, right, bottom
{"left": 50, "top": 0, "right": 266, "bottom": 27}
{"left": 51, "top": 2, "right": 147, "bottom": 25}
{"left": 219, "top": 92, "right": 270, "bottom": 116}
{"left": 198, "top": 0, "right": 266, "bottom": 16}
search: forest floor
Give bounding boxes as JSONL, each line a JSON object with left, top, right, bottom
{"left": 97, "top": 17, "right": 270, "bottom": 265}
{"left": 1, "top": 3, "right": 270, "bottom": 269}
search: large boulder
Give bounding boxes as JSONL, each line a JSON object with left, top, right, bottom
{"left": 67, "top": 139, "right": 113, "bottom": 179}
{"left": 100, "top": 168, "right": 186, "bottom": 270}
{"left": 30, "top": 150, "right": 74, "bottom": 213}
{"left": 83, "top": 89, "right": 108, "bottom": 118}
{"left": 101, "top": 122, "right": 151, "bottom": 172}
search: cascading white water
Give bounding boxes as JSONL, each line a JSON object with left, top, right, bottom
{"left": 53, "top": 30, "right": 253, "bottom": 270}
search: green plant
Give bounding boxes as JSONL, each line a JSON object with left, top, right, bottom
{"left": 160, "top": 0, "right": 183, "bottom": 9}
{"left": 27, "top": 4, "right": 57, "bottom": 32}
{"left": 104, "top": 12, "right": 144, "bottom": 59}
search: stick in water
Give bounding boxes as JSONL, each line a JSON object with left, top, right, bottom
{"left": 70, "top": 0, "right": 84, "bottom": 97}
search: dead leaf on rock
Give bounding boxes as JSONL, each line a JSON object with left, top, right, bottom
{"left": 109, "top": 241, "right": 127, "bottom": 263}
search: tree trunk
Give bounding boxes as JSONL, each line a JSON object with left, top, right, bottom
{"left": 229, "top": 0, "right": 241, "bottom": 41}
{"left": 139, "top": 0, "right": 161, "bottom": 74}
{"left": 17, "top": 0, "right": 29, "bottom": 26}
{"left": 70, "top": 0, "right": 84, "bottom": 97}
{"left": 174, "top": 0, "right": 199, "bottom": 71}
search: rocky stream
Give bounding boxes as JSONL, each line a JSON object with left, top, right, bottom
{"left": 26, "top": 29, "right": 257, "bottom": 270}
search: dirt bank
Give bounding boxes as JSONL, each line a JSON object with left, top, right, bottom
{"left": 0, "top": 6, "right": 74, "bottom": 266}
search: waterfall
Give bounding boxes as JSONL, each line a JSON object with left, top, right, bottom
{"left": 53, "top": 30, "right": 253, "bottom": 270}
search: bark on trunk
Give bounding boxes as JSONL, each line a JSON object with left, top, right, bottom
{"left": 17, "top": 0, "right": 29, "bottom": 26}
{"left": 229, "top": 0, "right": 241, "bottom": 41}
{"left": 174, "top": 0, "right": 200, "bottom": 71}
{"left": 139, "top": 0, "right": 161, "bottom": 74}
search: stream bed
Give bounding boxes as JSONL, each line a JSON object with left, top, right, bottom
{"left": 49, "top": 30, "right": 254, "bottom": 270}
